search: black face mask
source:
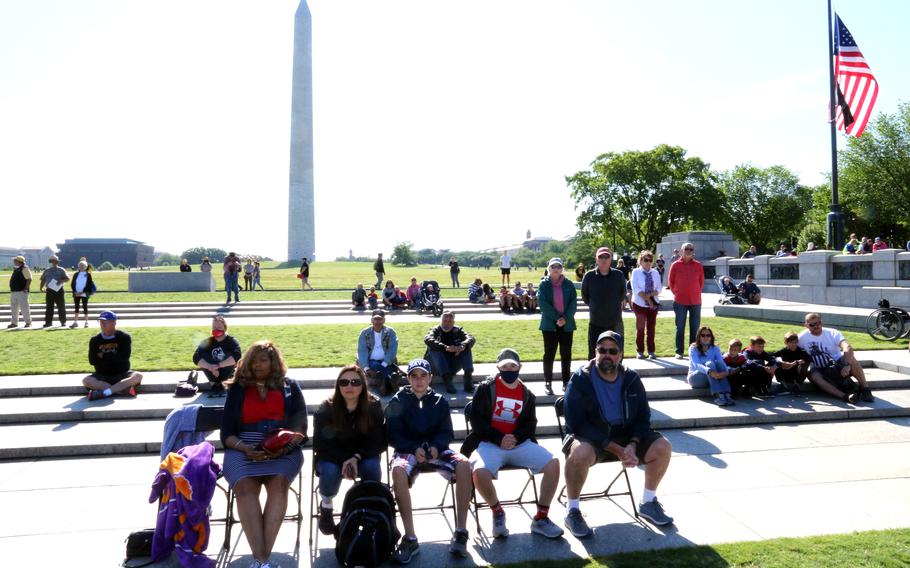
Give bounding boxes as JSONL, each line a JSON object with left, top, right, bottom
{"left": 499, "top": 370, "right": 520, "bottom": 384}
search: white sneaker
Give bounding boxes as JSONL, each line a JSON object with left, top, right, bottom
{"left": 636, "top": 352, "right": 645, "bottom": 359}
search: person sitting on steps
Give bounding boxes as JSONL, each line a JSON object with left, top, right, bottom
{"left": 424, "top": 311, "right": 476, "bottom": 394}
{"left": 83, "top": 311, "right": 143, "bottom": 400}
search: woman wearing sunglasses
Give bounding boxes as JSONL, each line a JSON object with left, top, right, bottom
{"left": 313, "top": 365, "right": 385, "bottom": 535}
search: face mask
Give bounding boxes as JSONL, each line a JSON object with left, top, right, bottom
{"left": 499, "top": 370, "right": 520, "bottom": 383}
{"left": 212, "top": 329, "right": 225, "bottom": 338}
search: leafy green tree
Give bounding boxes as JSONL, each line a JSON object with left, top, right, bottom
{"left": 416, "top": 248, "right": 440, "bottom": 265}
{"left": 154, "top": 252, "right": 181, "bottom": 266}
{"left": 98, "top": 261, "right": 115, "bottom": 271}
{"left": 567, "top": 145, "right": 720, "bottom": 252}
{"left": 181, "top": 247, "right": 228, "bottom": 264}
{"left": 717, "top": 164, "right": 811, "bottom": 253}
{"left": 839, "top": 101, "right": 910, "bottom": 244}
{"left": 390, "top": 242, "right": 417, "bottom": 266}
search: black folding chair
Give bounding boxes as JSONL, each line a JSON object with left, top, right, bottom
{"left": 462, "top": 401, "right": 539, "bottom": 533}
{"left": 553, "top": 397, "right": 638, "bottom": 518}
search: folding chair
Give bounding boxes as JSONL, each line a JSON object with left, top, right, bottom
{"left": 386, "top": 447, "right": 458, "bottom": 526}
{"left": 462, "top": 401, "right": 539, "bottom": 533}
{"left": 553, "top": 397, "right": 638, "bottom": 518}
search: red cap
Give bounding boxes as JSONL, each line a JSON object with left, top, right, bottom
{"left": 595, "top": 247, "right": 612, "bottom": 258}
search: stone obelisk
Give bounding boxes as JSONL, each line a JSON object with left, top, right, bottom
{"left": 287, "top": 0, "right": 315, "bottom": 262}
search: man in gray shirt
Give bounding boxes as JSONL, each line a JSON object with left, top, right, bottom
{"left": 581, "top": 247, "right": 626, "bottom": 359}
{"left": 39, "top": 255, "right": 69, "bottom": 328}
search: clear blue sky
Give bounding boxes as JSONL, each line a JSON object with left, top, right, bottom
{"left": 1, "top": 0, "right": 908, "bottom": 260}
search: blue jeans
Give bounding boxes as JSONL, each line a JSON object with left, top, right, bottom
{"left": 224, "top": 273, "right": 240, "bottom": 302}
{"left": 451, "top": 271, "right": 459, "bottom": 288}
{"left": 673, "top": 302, "right": 700, "bottom": 356}
{"left": 427, "top": 348, "right": 474, "bottom": 378}
{"left": 316, "top": 457, "right": 382, "bottom": 498}
{"left": 688, "top": 371, "right": 731, "bottom": 394}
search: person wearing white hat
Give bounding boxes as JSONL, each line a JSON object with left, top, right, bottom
{"left": 7, "top": 255, "right": 32, "bottom": 328}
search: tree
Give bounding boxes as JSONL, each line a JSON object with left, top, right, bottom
{"left": 154, "top": 252, "right": 181, "bottom": 266}
{"left": 181, "top": 247, "right": 228, "bottom": 264}
{"left": 839, "top": 101, "right": 910, "bottom": 244}
{"left": 390, "top": 242, "right": 417, "bottom": 266}
{"left": 416, "top": 248, "right": 440, "bottom": 265}
{"left": 567, "top": 145, "right": 720, "bottom": 253}
{"left": 717, "top": 164, "right": 811, "bottom": 253}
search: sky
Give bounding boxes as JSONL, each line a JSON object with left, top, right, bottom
{"left": 1, "top": 0, "right": 909, "bottom": 261}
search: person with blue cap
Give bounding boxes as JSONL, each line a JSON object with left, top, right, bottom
{"left": 82, "top": 311, "right": 143, "bottom": 400}
{"left": 385, "top": 358, "right": 473, "bottom": 562}
{"left": 562, "top": 330, "right": 675, "bottom": 535}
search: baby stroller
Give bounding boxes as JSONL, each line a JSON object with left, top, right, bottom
{"left": 416, "top": 280, "right": 444, "bottom": 317}
{"left": 715, "top": 275, "right": 744, "bottom": 305}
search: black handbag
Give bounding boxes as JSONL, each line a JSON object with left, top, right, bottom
{"left": 122, "top": 528, "right": 155, "bottom": 567}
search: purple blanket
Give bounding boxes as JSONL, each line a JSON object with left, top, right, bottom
{"left": 149, "top": 441, "right": 222, "bottom": 567}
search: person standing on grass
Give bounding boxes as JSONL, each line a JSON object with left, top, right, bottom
{"left": 252, "top": 261, "right": 264, "bottom": 290}
{"left": 83, "top": 311, "right": 143, "bottom": 400}
{"left": 243, "top": 258, "right": 254, "bottom": 291}
{"left": 39, "top": 254, "right": 69, "bottom": 328}
{"left": 449, "top": 257, "right": 461, "bottom": 288}
{"left": 581, "top": 247, "right": 626, "bottom": 359}
{"left": 562, "top": 331, "right": 674, "bottom": 537}
{"left": 499, "top": 250, "right": 512, "bottom": 286}
{"left": 223, "top": 252, "right": 242, "bottom": 303}
{"left": 7, "top": 255, "right": 33, "bottom": 329}
{"left": 373, "top": 253, "right": 385, "bottom": 289}
{"left": 667, "top": 242, "right": 703, "bottom": 359}
{"left": 179, "top": 258, "right": 192, "bottom": 272}
{"left": 200, "top": 257, "right": 212, "bottom": 273}
{"left": 630, "top": 250, "right": 662, "bottom": 360}
{"left": 70, "top": 260, "right": 95, "bottom": 329}
{"left": 538, "top": 258, "right": 577, "bottom": 395}
{"left": 299, "top": 257, "right": 313, "bottom": 290}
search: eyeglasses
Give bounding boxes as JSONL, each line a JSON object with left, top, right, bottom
{"left": 338, "top": 378, "right": 363, "bottom": 387}
{"left": 596, "top": 347, "right": 621, "bottom": 356}
{"left": 700, "top": 333, "right": 713, "bottom": 338}
{"left": 684, "top": 247, "right": 694, "bottom": 252}
{"left": 597, "top": 255, "right": 611, "bottom": 260}
{"left": 641, "top": 258, "right": 653, "bottom": 262}
{"left": 807, "top": 321, "right": 822, "bottom": 328}
{"left": 550, "top": 265, "right": 563, "bottom": 270}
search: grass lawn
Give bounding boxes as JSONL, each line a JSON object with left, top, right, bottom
{"left": 0, "top": 261, "right": 529, "bottom": 302}
{"left": 495, "top": 528, "right": 910, "bottom": 568}
{"left": 0, "top": 316, "right": 904, "bottom": 376}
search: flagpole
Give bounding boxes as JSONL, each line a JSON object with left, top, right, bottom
{"left": 826, "top": 0, "right": 845, "bottom": 250}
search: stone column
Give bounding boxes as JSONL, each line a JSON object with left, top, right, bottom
{"left": 872, "top": 248, "right": 900, "bottom": 286}
{"left": 287, "top": 0, "right": 316, "bottom": 262}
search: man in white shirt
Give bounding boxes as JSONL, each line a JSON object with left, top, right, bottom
{"left": 500, "top": 251, "right": 512, "bottom": 286}
{"left": 797, "top": 312, "right": 873, "bottom": 403}
{"left": 356, "top": 309, "right": 399, "bottom": 395}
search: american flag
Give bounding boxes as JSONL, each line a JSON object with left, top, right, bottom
{"left": 833, "top": 14, "right": 878, "bottom": 138}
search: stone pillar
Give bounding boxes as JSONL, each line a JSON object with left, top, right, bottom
{"left": 287, "top": 0, "right": 316, "bottom": 262}
{"left": 798, "top": 250, "right": 835, "bottom": 286}
{"left": 872, "top": 248, "right": 900, "bottom": 286}
{"left": 751, "top": 255, "right": 771, "bottom": 281}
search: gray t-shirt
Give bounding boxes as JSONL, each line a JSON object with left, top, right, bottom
{"left": 41, "top": 266, "right": 69, "bottom": 289}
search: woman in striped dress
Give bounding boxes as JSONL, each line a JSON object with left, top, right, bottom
{"left": 221, "top": 341, "right": 307, "bottom": 568}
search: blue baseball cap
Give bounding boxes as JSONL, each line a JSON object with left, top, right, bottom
{"left": 98, "top": 310, "right": 118, "bottom": 321}
{"left": 406, "top": 359, "right": 431, "bottom": 376}
{"left": 596, "top": 330, "right": 623, "bottom": 349}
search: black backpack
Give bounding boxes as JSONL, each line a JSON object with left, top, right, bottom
{"left": 335, "top": 480, "right": 400, "bottom": 568}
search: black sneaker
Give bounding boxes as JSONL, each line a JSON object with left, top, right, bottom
{"left": 208, "top": 382, "right": 226, "bottom": 397}
{"left": 859, "top": 388, "right": 874, "bottom": 403}
{"left": 443, "top": 378, "right": 456, "bottom": 394}
{"left": 318, "top": 506, "right": 335, "bottom": 536}
{"left": 463, "top": 377, "right": 474, "bottom": 393}
{"left": 393, "top": 537, "right": 419, "bottom": 564}
{"left": 448, "top": 529, "right": 469, "bottom": 557}
{"left": 639, "top": 498, "right": 674, "bottom": 526}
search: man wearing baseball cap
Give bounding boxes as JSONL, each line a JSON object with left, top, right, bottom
{"left": 7, "top": 255, "right": 32, "bottom": 328}
{"left": 460, "top": 348, "right": 564, "bottom": 539}
{"left": 82, "top": 311, "right": 143, "bottom": 400}
{"left": 562, "top": 331, "right": 674, "bottom": 535}
{"left": 39, "top": 254, "right": 69, "bottom": 328}
{"left": 385, "top": 359, "right": 473, "bottom": 561}
{"left": 580, "top": 246, "right": 626, "bottom": 359}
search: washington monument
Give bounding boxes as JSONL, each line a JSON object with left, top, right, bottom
{"left": 287, "top": 0, "right": 315, "bottom": 262}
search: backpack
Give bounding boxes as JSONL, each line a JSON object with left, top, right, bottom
{"left": 335, "top": 480, "right": 400, "bottom": 568}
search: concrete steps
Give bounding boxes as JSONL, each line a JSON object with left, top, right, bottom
{"left": 0, "top": 355, "right": 908, "bottom": 460}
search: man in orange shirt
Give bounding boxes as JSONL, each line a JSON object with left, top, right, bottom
{"left": 667, "top": 242, "right": 704, "bottom": 359}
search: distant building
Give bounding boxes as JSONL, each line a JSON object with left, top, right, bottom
{"left": 0, "top": 247, "right": 20, "bottom": 268}
{"left": 56, "top": 238, "right": 155, "bottom": 268}
{"left": 20, "top": 246, "right": 54, "bottom": 268}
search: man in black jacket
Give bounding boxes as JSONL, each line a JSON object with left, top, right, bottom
{"left": 424, "top": 311, "right": 476, "bottom": 393}
{"left": 82, "top": 311, "right": 143, "bottom": 400}
{"left": 461, "top": 348, "right": 563, "bottom": 539}
{"left": 562, "top": 331, "right": 673, "bottom": 536}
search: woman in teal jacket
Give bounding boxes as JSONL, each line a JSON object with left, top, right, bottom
{"left": 538, "top": 257, "right": 577, "bottom": 394}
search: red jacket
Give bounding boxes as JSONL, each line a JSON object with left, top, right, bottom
{"left": 668, "top": 258, "right": 704, "bottom": 305}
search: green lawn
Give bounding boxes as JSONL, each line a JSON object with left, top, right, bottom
{"left": 0, "top": 316, "right": 904, "bottom": 376}
{"left": 496, "top": 528, "right": 910, "bottom": 568}
{"left": 0, "top": 261, "right": 528, "bottom": 302}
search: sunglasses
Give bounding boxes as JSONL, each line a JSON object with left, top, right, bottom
{"left": 641, "top": 258, "right": 653, "bottom": 262}
{"left": 338, "top": 378, "right": 363, "bottom": 387}
{"left": 700, "top": 333, "right": 713, "bottom": 338}
{"left": 684, "top": 248, "right": 694, "bottom": 252}
{"left": 807, "top": 321, "right": 822, "bottom": 328}
{"left": 596, "top": 347, "right": 621, "bottom": 356}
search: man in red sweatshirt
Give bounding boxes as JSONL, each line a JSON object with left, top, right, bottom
{"left": 667, "top": 242, "right": 703, "bottom": 359}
